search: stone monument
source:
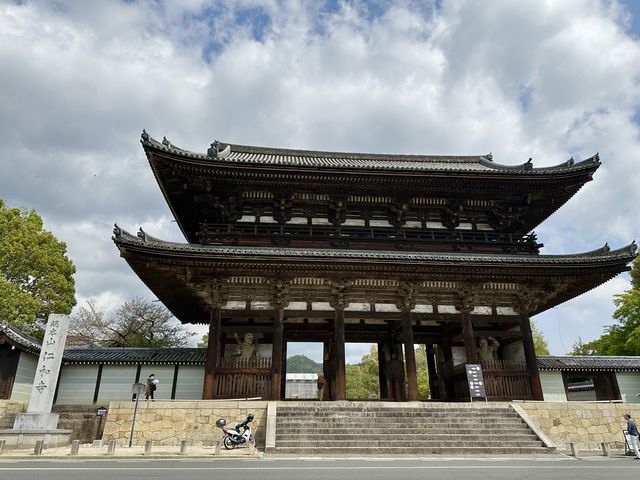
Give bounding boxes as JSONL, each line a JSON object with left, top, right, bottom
{"left": 0, "top": 314, "right": 72, "bottom": 448}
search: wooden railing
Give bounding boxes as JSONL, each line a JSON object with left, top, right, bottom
{"left": 215, "top": 356, "right": 272, "bottom": 399}
{"left": 452, "top": 362, "right": 533, "bottom": 401}
{"left": 197, "top": 222, "right": 541, "bottom": 253}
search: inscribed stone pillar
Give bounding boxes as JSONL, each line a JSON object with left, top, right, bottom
{"left": 13, "top": 314, "right": 69, "bottom": 430}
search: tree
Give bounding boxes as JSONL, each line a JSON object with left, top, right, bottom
{"left": 0, "top": 198, "right": 76, "bottom": 335}
{"left": 631, "top": 255, "right": 640, "bottom": 291}
{"left": 531, "top": 320, "right": 550, "bottom": 355}
{"left": 568, "top": 289, "right": 640, "bottom": 356}
{"left": 69, "top": 297, "right": 193, "bottom": 347}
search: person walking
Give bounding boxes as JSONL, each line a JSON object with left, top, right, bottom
{"left": 624, "top": 414, "right": 640, "bottom": 458}
{"left": 145, "top": 373, "right": 159, "bottom": 401}
{"left": 317, "top": 373, "right": 326, "bottom": 401}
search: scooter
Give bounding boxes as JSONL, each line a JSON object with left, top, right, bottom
{"left": 215, "top": 413, "right": 255, "bottom": 449}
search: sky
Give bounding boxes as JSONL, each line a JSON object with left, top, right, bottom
{"left": 1, "top": 0, "right": 639, "bottom": 364}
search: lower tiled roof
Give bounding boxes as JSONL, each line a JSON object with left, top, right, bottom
{"left": 0, "top": 323, "right": 41, "bottom": 354}
{"left": 63, "top": 347, "right": 205, "bottom": 365}
{"left": 537, "top": 355, "right": 640, "bottom": 372}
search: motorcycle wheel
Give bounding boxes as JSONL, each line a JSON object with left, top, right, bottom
{"left": 223, "top": 436, "right": 237, "bottom": 450}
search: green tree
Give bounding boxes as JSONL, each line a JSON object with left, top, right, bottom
{"left": 569, "top": 289, "right": 640, "bottom": 356}
{"left": 531, "top": 320, "right": 550, "bottom": 355}
{"left": 0, "top": 199, "right": 76, "bottom": 334}
{"left": 69, "top": 297, "right": 193, "bottom": 347}
{"left": 287, "top": 355, "right": 323, "bottom": 373}
{"left": 631, "top": 255, "right": 640, "bottom": 291}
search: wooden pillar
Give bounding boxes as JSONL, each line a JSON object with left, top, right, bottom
{"left": 461, "top": 309, "right": 477, "bottom": 364}
{"left": 377, "top": 342, "right": 388, "bottom": 400}
{"left": 271, "top": 308, "right": 284, "bottom": 400}
{"left": 402, "top": 310, "right": 418, "bottom": 401}
{"left": 520, "top": 313, "right": 543, "bottom": 400}
{"left": 426, "top": 345, "right": 438, "bottom": 400}
{"left": 382, "top": 341, "right": 394, "bottom": 400}
{"left": 323, "top": 339, "right": 333, "bottom": 400}
{"left": 280, "top": 340, "right": 288, "bottom": 399}
{"left": 202, "top": 307, "right": 221, "bottom": 399}
{"left": 334, "top": 308, "right": 346, "bottom": 400}
{"left": 441, "top": 338, "right": 453, "bottom": 400}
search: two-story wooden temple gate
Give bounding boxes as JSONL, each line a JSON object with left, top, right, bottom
{"left": 113, "top": 132, "right": 637, "bottom": 402}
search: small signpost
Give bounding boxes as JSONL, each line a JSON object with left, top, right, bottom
{"left": 96, "top": 406, "right": 108, "bottom": 440}
{"left": 465, "top": 364, "right": 487, "bottom": 402}
{"left": 129, "top": 383, "right": 146, "bottom": 447}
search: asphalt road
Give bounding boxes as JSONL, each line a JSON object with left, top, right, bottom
{"left": 0, "top": 458, "right": 639, "bottom": 480}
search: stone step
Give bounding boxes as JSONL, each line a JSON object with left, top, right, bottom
{"left": 270, "top": 446, "right": 554, "bottom": 455}
{"left": 277, "top": 411, "right": 520, "bottom": 418}
{"left": 278, "top": 408, "right": 516, "bottom": 414}
{"left": 276, "top": 419, "right": 527, "bottom": 427}
{"left": 276, "top": 427, "right": 534, "bottom": 435}
{"left": 274, "top": 439, "right": 544, "bottom": 448}
{"left": 276, "top": 433, "right": 539, "bottom": 441}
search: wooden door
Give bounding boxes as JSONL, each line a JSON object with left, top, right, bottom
{"left": 0, "top": 343, "right": 20, "bottom": 399}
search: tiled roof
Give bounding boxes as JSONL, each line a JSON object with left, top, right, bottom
{"left": 537, "top": 356, "right": 640, "bottom": 372}
{"left": 113, "top": 226, "right": 638, "bottom": 265}
{"left": 0, "top": 323, "right": 41, "bottom": 353}
{"left": 141, "top": 131, "right": 600, "bottom": 174}
{"left": 63, "top": 347, "right": 205, "bottom": 365}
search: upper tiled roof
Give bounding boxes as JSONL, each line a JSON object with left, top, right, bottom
{"left": 63, "top": 347, "right": 205, "bottom": 365}
{"left": 538, "top": 355, "right": 640, "bottom": 372}
{"left": 0, "top": 323, "right": 41, "bottom": 354}
{"left": 141, "top": 131, "right": 600, "bottom": 174}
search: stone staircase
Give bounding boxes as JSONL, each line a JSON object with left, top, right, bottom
{"left": 270, "top": 402, "right": 554, "bottom": 455}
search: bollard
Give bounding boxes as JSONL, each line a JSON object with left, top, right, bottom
{"left": 92, "top": 439, "right": 103, "bottom": 448}
{"left": 33, "top": 440, "right": 44, "bottom": 456}
{"left": 249, "top": 438, "right": 255, "bottom": 455}
{"left": 214, "top": 438, "right": 221, "bottom": 456}
{"left": 144, "top": 440, "right": 153, "bottom": 455}
{"left": 107, "top": 440, "right": 116, "bottom": 455}
{"left": 570, "top": 442, "right": 578, "bottom": 457}
{"left": 69, "top": 440, "right": 80, "bottom": 456}
{"left": 601, "top": 442, "right": 610, "bottom": 457}
{"left": 180, "top": 440, "right": 188, "bottom": 455}
{"left": 0, "top": 439, "right": 5, "bottom": 455}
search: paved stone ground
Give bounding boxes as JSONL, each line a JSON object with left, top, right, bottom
{"left": 0, "top": 443, "right": 258, "bottom": 459}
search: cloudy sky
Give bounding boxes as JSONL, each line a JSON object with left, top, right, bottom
{"left": 1, "top": 0, "right": 639, "bottom": 363}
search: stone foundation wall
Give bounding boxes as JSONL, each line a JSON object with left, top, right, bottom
{"left": 0, "top": 400, "right": 27, "bottom": 428}
{"left": 518, "top": 402, "right": 640, "bottom": 450}
{"left": 53, "top": 405, "right": 106, "bottom": 442}
{"left": 102, "top": 400, "right": 268, "bottom": 448}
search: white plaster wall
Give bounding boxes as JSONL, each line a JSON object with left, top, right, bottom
{"left": 540, "top": 371, "right": 567, "bottom": 402}
{"left": 139, "top": 366, "right": 175, "bottom": 400}
{"left": 616, "top": 372, "right": 640, "bottom": 403}
{"left": 174, "top": 366, "right": 204, "bottom": 399}
{"left": 96, "top": 366, "right": 137, "bottom": 402}
{"left": 55, "top": 364, "right": 99, "bottom": 404}
{"left": 10, "top": 352, "right": 37, "bottom": 401}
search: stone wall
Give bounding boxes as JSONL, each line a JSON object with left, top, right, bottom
{"left": 101, "top": 400, "right": 268, "bottom": 448}
{"left": 0, "top": 400, "right": 27, "bottom": 428}
{"left": 518, "top": 402, "right": 640, "bottom": 450}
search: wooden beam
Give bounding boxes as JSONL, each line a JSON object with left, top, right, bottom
{"left": 402, "top": 310, "right": 418, "bottom": 401}
{"left": 271, "top": 308, "right": 284, "bottom": 400}
{"left": 202, "top": 308, "right": 221, "bottom": 399}
{"left": 334, "top": 309, "right": 346, "bottom": 400}
{"left": 520, "top": 314, "right": 543, "bottom": 400}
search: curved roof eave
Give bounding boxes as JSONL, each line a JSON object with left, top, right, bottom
{"left": 140, "top": 131, "right": 600, "bottom": 175}
{"left": 112, "top": 225, "right": 637, "bottom": 267}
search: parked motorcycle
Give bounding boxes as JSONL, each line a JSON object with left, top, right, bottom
{"left": 215, "top": 413, "right": 255, "bottom": 449}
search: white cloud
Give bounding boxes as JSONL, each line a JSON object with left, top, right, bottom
{"left": 0, "top": 0, "right": 638, "bottom": 352}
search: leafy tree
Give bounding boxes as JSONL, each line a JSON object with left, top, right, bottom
{"left": 531, "top": 320, "right": 550, "bottom": 355}
{"left": 0, "top": 199, "right": 76, "bottom": 335}
{"left": 198, "top": 333, "right": 209, "bottom": 348}
{"left": 569, "top": 289, "right": 640, "bottom": 356}
{"left": 69, "top": 297, "right": 193, "bottom": 347}
{"left": 631, "top": 255, "right": 640, "bottom": 291}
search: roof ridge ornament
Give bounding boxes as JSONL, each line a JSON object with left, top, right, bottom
{"left": 141, "top": 129, "right": 150, "bottom": 142}
{"left": 524, "top": 157, "right": 533, "bottom": 171}
{"left": 137, "top": 227, "right": 148, "bottom": 242}
{"left": 207, "top": 140, "right": 231, "bottom": 159}
{"left": 486, "top": 152, "right": 493, "bottom": 161}
{"left": 162, "top": 136, "right": 172, "bottom": 148}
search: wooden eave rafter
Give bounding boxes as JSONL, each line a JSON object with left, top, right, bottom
{"left": 113, "top": 228, "right": 636, "bottom": 325}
